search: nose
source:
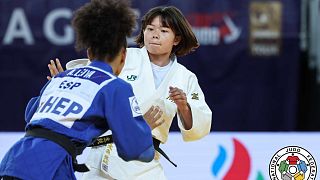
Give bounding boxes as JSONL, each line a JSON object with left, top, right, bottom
{"left": 152, "top": 30, "right": 160, "bottom": 39}
{"left": 152, "top": 34, "right": 159, "bottom": 39}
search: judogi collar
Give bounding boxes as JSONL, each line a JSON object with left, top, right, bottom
{"left": 89, "top": 60, "right": 113, "bottom": 73}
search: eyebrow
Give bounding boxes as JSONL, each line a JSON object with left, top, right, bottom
{"left": 147, "top": 24, "right": 170, "bottom": 28}
{"left": 148, "top": 23, "right": 159, "bottom": 27}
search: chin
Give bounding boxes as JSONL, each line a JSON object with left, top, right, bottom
{"left": 147, "top": 47, "right": 161, "bottom": 54}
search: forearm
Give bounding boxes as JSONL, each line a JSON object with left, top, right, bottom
{"left": 178, "top": 103, "right": 193, "bottom": 130}
{"left": 179, "top": 103, "right": 212, "bottom": 141}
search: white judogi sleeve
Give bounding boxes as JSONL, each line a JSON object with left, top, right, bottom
{"left": 177, "top": 73, "right": 212, "bottom": 141}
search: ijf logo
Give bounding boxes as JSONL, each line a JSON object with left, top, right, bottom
{"left": 129, "top": 96, "right": 142, "bottom": 117}
{"left": 269, "top": 146, "right": 317, "bottom": 180}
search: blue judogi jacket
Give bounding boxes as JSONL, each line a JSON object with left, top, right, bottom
{"left": 0, "top": 61, "right": 154, "bottom": 180}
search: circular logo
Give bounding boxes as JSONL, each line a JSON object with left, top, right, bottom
{"left": 131, "top": 96, "right": 141, "bottom": 114}
{"left": 269, "top": 146, "right": 317, "bottom": 180}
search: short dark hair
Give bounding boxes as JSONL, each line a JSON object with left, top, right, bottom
{"left": 72, "top": 0, "right": 136, "bottom": 61}
{"left": 135, "top": 6, "right": 199, "bottom": 57}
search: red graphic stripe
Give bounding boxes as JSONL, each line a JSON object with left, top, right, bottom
{"left": 223, "top": 138, "right": 251, "bottom": 180}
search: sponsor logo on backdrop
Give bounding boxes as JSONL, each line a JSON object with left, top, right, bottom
{"left": 2, "top": 7, "right": 240, "bottom": 46}
{"left": 1, "top": 7, "right": 141, "bottom": 46}
{"left": 249, "top": 1, "right": 282, "bottom": 56}
{"left": 1, "top": 8, "right": 74, "bottom": 45}
{"left": 187, "top": 13, "right": 241, "bottom": 45}
{"left": 212, "top": 138, "right": 265, "bottom": 180}
{"left": 269, "top": 146, "right": 317, "bottom": 180}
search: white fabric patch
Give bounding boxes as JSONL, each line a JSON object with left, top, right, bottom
{"left": 129, "top": 96, "right": 142, "bottom": 117}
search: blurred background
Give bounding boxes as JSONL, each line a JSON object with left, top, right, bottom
{"left": 0, "top": 0, "right": 319, "bottom": 179}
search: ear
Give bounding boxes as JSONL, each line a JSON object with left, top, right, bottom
{"left": 87, "top": 48, "right": 93, "bottom": 60}
{"left": 120, "top": 47, "right": 127, "bottom": 63}
{"left": 173, "top": 35, "right": 181, "bottom": 46}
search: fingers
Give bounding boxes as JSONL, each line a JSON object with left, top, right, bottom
{"left": 149, "top": 106, "right": 161, "bottom": 118}
{"left": 169, "top": 86, "right": 183, "bottom": 95}
{"left": 47, "top": 76, "right": 52, "bottom": 81}
{"left": 154, "top": 118, "right": 165, "bottom": 127}
{"left": 48, "top": 58, "right": 64, "bottom": 79}
{"left": 144, "top": 105, "right": 155, "bottom": 117}
{"left": 143, "top": 106, "right": 165, "bottom": 129}
{"left": 170, "top": 91, "right": 186, "bottom": 99}
{"left": 55, "top": 58, "right": 64, "bottom": 72}
{"left": 48, "top": 64, "right": 54, "bottom": 78}
{"left": 169, "top": 87, "right": 189, "bottom": 110}
{"left": 50, "top": 60, "right": 59, "bottom": 75}
{"left": 169, "top": 86, "right": 186, "bottom": 100}
{"left": 48, "top": 60, "right": 58, "bottom": 78}
{"left": 153, "top": 109, "right": 163, "bottom": 121}
{"left": 151, "top": 108, "right": 164, "bottom": 129}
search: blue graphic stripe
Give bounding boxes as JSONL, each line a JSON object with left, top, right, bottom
{"left": 55, "top": 68, "right": 111, "bottom": 85}
{"left": 212, "top": 145, "right": 227, "bottom": 176}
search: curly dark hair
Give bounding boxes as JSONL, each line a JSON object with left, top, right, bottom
{"left": 72, "top": 0, "right": 136, "bottom": 61}
{"left": 135, "top": 6, "right": 199, "bottom": 57}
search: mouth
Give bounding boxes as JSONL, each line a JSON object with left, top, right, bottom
{"left": 149, "top": 43, "right": 161, "bottom": 46}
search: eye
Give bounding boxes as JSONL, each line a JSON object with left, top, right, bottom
{"left": 161, "top": 30, "right": 168, "bottom": 33}
{"left": 147, "top": 27, "right": 154, "bottom": 31}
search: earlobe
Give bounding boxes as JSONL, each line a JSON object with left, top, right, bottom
{"left": 174, "top": 36, "right": 181, "bottom": 46}
{"left": 87, "top": 48, "right": 93, "bottom": 60}
{"left": 121, "top": 48, "right": 127, "bottom": 63}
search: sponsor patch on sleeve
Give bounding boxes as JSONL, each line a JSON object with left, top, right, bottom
{"left": 129, "top": 96, "right": 142, "bottom": 117}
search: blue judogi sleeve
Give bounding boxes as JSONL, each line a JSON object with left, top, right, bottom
{"left": 102, "top": 79, "right": 155, "bottom": 162}
{"left": 25, "top": 97, "right": 39, "bottom": 123}
{"left": 25, "top": 81, "right": 51, "bottom": 123}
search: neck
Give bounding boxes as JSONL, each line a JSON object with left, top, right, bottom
{"left": 148, "top": 52, "right": 171, "bottom": 67}
{"left": 89, "top": 56, "right": 120, "bottom": 76}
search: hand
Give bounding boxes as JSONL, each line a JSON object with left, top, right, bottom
{"left": 169, "top": 86, "right": 188, "bottom": 111}
{"left": 143, "top": 106, "right": 164, "bottom": 130}
{"left": 47, "top": 58, "right": 64, "bottom": 80}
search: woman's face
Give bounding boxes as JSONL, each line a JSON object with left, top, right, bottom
{"left": 143, "top": 16, "right": 180, "bottom": 57}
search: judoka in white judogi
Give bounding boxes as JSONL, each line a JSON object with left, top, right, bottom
{"left": 67, "top": 47, "right": 212, "bottom": 180}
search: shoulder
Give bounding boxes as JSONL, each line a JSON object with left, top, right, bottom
{"left": 116, "top": 77, "right": 132, "bottom": 87}
{"left": 175, "top": 61, "right": 197, "bottom": 78}
{"left": 126, "top": 47, "right": 140, "bottom": 54}
{"left": 102, "top": 78, "right": 134, "bottom": 101}
{"left": 123, "top": 47, "right": 140, "bottom": 68}
{"left": 125, "top": 47, "right": 148, "bottom": 66}
{"left": 105, "top": 77, "right": 133, "bottom": 91}
{"left": 126, "top": 47, "right": 144, "bottom": 59}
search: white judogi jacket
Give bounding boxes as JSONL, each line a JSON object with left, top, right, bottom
{"left": 67, "top": 47, "right": 212, "bottom": 180}
{"left": 121, "top": 47, "right": 211, "bottom": 143}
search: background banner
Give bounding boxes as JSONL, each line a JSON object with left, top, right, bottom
{"left": 1, "top": 132, "right": 318, "bottom": 179}
{"left": 0, "top": 0, "right": 301, "bottom": 131}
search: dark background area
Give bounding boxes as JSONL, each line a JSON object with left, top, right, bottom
{"left": 0, "top": 0, "right": 319, "bottom": 132}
